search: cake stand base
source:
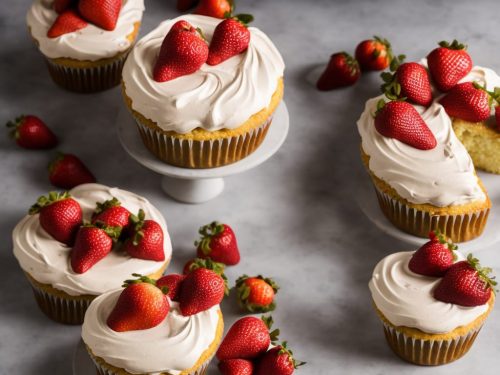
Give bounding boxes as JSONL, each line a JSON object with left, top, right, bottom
{"left": 160, "top": 176, "right": 225, "bottom": 204}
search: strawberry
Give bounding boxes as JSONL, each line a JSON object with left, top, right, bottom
{"left": 92, "top": 197, "right": 130, "bottom": 229}
{"left": 439, "top": 82, "right": 492, "bottom": 123}
{"left": 374, "top": 100, "right": 437, "bottom": 150}
{"left": 122, "top": 209, "right": 165, "bottom": 261}
{"left": 153, "top": 20, "right": 208, "bottom": 82}
{"left": 255, "top": 343, "right": 305, "bottom": 375}
{"left": 183, "top": 259, "right": 196, "bottom": 275}
{"left": 496, "top": 106, "right": 500, "bottom": 131}
{"left": 194, "top": 0, "right": 232, "bottom": 19}
{"left": 427, "top": 40, "right": 472, "bottom": 92}
{"left": 107, "top": 274, "right": 170, "bottom": 332}
{"left": 218, "top": 359, "right": 254, "bottom": 375}
{"left": 216, "top": 315, "right": 279, "bottom": 360}
{"left": 177, "top": 0, "right": 198, "bottom": 11}
{"left": 6, "top": 115, "right": 58, "bottom": 149}
{"left": 236, "top": 275, "right": 279, "bottom": 313}
{"left": 408, "top": 231, "right": 457, "bottom": 277}
{"left": 355, "top": 36, "right": 392, "bottom": 71}
{"left": 53, "top": 0, "right": 77, "bottom": 13}
{"left": 156, "top": 274, "right": 186, "bottom": 302}
{"left": 316, "top": 52, "right": 361, "bottom": 91}
{"left": 29, "top": 191, "right": 82, "bottom": 245}
{"left": 207, "top": 15, "right": 253, "bottom": 66}
{"left": 47, "top": 10, "right": 88, "bottom": 38}
{"left": 434, "top": 254, "right": 497, "bottom": 307}
{"left": 196, "top": 222, "right": 240, "bottom": 265}
{"left": 48, "top": 153, "right": 96, "bottom": 189}
{"left": 78, "top": 0, "right": 122, "bottom": 31}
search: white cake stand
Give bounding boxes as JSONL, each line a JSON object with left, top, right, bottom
{"left": 117, "top": 102, "right": 289, "bottom": 204}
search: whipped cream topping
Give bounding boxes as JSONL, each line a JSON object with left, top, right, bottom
{"left": 122, "top": 14, "right": 285, "bottom": 134}
{"left": 27, "top": 0, "right": 144, "bottom": 61}
{"left": 82, "top": 289, "right": 221, "bottom": 375}
{"left": 13, "top": 183, "right": 172, "bottom": 296}
{"left": 369, "top": 251, "right": 489, "bottom": 334}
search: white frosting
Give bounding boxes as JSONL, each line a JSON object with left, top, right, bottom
{"left": 13, "top": 183, "right": 172, "bottom": 296}
{"left": 369, "top": 251, "right": 489, "bottom": 334}
{"left": 122, "top": 14, "right": 285, "bottom": 134}
{"left": 26, "top": 0, "right": 144, "bottom": 61}
{"left": 82, "top": 289, "right": 221, "bottom": 375}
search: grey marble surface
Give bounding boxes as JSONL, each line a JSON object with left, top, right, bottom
{"left": 1, "top": 0, "right": 500, "bottom": 374}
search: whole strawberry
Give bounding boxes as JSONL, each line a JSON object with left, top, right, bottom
{"left": 122, "top": 209, "right": 165, "bottom": 261}
{"left": 6, "top": 115, "right": 58, "bottom": 149}
{"left": 29, "top": 191, "right": 82, "bottom": 245}
{"left": 153, "top": 20, "right": 208, "bottom": 82}
{"left": 49, "top": 153, "right": 96, "bottom": 189}
{"left": 79, "top": 0, "right": 122, "bottom": 31}
{"left": 218, "top": 359, "right": 254, "bottom": 375}
{"left": 434, "top": 254, "right": 496, "bottom": 307}
{"left": 156, "top": 274, "right": 186, "bottom": 302}
{"left": 316, "top": 52, "right": 361, "bottom": 91}
{"left": 177, "top": 0, "right": 199, "bottom": 11}
{"left": 107, "top": 274, "right": 170, "bottom": 332}
{"left": 255, "top": 342, "right": 305, "bottom": 375}
{"left": 427, "top": 40, "right": 472, "bottom": 92}
{"left": 53, "top": 0, "right": 78, "bottom": 14}
{"left": 47, "top": 9, "right": 88, "bottom": 38}
{"left": 194, "top": 0, "right": 232, "bottom": 18}
{"left": 92, "top": 197, "right": 130, "bottom": 229}
{"left": 236, "top": 275, "right": 279, "bottom": 313}
{"left": 355, "top": 36, "right": 392, "bottom": 71}
{"left": 196, "top": 221, "right": 240, "bottom": 265}
{"left": 409, "top": 231, "right": 457, "bottom": 277}
{"left": 439, "top": 82, "right": 491, "bottom": 123}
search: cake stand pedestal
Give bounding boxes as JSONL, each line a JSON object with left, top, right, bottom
{"left": 116, "top": 102, "right": 289, "bottom": 204}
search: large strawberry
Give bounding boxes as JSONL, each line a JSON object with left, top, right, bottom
{"left": 316, "top": 52, "right": 361, "bottom": 91}
{"left": 156, "top": 274, "right": 186, "bottom": 302}
{"left": 196, "top": 221, "right": 240, "bottom": 265}
{"left": 122, "top": 209, "right": 165, "bottom": 261}
{"left": 6, "top": 115, "right": 58, "bottom": 149}
{"left": 194, "top": 0, "right": 232, "bottom": 19}
{"left": 355, "top": 36, "right": 392, "bottom": 71}
{"left": 374, "top": 100, "right": 437, "bottom": 150}
{"left": 78, "top": 0, "right": 122, "bottom": 31}
{"left": 427, "top": 40, "right": 472, "bottom": 92}
{"left": 92, "top": 197, "right": 130, "bottom": 229}
{"left": 439, "top": 82, "right": 492, "bottom": 123}
{"left": 48, "top": 153, "right": 96, "bottom": 189}
{"left": 107, "top": 274, "right": 170, "bottom": 332}
{"left": 236, "top": 275, "right": 279, "bottom": 313}
{"left": 153, "top": 20, "right": 208, "bottom": 82}
{"left": 29, "top": 191, "right": 82, "bottom": 245}
{"left": 218, "top": 359, "right": 254, "bottom": 375}
{"left": 408, "top": 231, "right": 457, "bottom": 277}
{"left": 434, "top": 254, "right": 496, "bottom": 307}
{"left": 255, "top": 342, "right": 305, "bottom": 375}
{"left": 47, "top": 9, "right": 88, "bottom": 38}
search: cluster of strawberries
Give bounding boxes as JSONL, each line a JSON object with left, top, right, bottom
{"left": 29, "top": 192, "right": 165, "bottom": 274}
{"left": 409, "top": 231, "right": 496, "bottom": 307}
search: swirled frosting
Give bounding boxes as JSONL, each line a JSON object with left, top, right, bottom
{"left": 82, "top": 289, "right": 221, "bottom": 375}
{"left": 13, "top": 183, "right": 172, "bottom": 296}
{"left": 369, "top": 251, "right": 489, "bottom": 334}
{"left": 26, "top": 0, "right": 144, "bottom": 61}
{"left": 122, "top": 14, "right": 285, "bottom": 133}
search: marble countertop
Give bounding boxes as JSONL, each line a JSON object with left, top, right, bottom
{"left": 1, "top": 0, "right": 499, "bottom": 374}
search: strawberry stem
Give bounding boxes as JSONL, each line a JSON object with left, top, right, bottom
{"left": 29, "top": 191, "right": 71, "bottom": 214}
{"left": 94, "top": 197, "right": 121, "bottom": 215}
{"left": 466, "top": 254, "right": 497, "bottom": 293}
{"left": 438, "top": 39, "right": 467, "bottom": 50}
{"left": 122, "top": 273, "right": 169, "bottom": 294}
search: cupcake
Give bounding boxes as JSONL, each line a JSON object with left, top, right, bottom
{"left": 27, "top": 0, "right": 145, "bottom": 92}
{"left": 13, "top": 183, "right": 172, "bottom": 324}
{"left": 122, "top": 14, "right": 285, "bottom": 168}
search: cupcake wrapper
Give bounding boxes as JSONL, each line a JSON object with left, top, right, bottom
{"left": 134, "top": 116, "right": 273, "bottom": 169}
{"left": 374, "top": 187, "right": 489, "bottom": 242}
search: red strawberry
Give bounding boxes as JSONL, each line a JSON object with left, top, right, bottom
{"left": 427, "top": 40, "right": 472, "bottom": 92}
{"left": 218, "top": 359, "right": 254, "bottom": 375}
{"left": 183, "top": 257, "right": 227, "bottom": 275}
{"left": 196, "top": 221, "right": 240, "bottom": 265}
{"left": 29, "top": 191, "right": 82, "bottom": 245}
{"left": 78, "top": 0, "right": 122, "bottom": 31}
{"left": 53, "top": 0, "right": 77, "bottom": 13}
{"left": 92, "top": 198, "right": 130, "bottom": 229}
{"left": 374, "top": 100, "right": 437, "bottom": 150}
{"left": 194, "top": 0, "right": 232, "bottom": 19}
{"left": 355, "top": 36, "right": 392, "bottom": 71}
{"left": 122, "top": 209, "right": 165, "bottom": 261}
{"left": 236, "top": 275, "right": 279, "bottom": 313}
{"left": 48, "top": 153, "right": 96, "bottom": 189}
{"left": 183, "top": 259, "right": 196, "bottom": 275}
{"left": 153, "top": 20, "right": 208, "bottom": 82}
{"left": 439, "top": 82, "right": 491, "bottom": 123}
{"left": 216, "top": 316, "right": 279, "bottom": 360}
{"left": 6, "top": 115, "right": 58, "bottom": 149}
{"left": 409, "top": 231, "right": 457, "bottom": 277}
{"left": 47, "top": 10, "right": 88, "bottom": 38}
{"left": 107, "top": 274, "right": 170, "bottom": 332}
{"left": 156, "top": 274, "right": 186, "bottom": 302}
{"left": 496, "top": 106, "right": 500, "bottom": 131}
{"left": 316, "top": 52, "right": 361, "bottom": 91}
{"left": 255, "top": 343, "right": 305, "bottom": 375}
{"left": 434, "top": 254, "right": 496, "bottom": 307}
{"left": 177, "top": 0, "right": 198, "bottom": 11}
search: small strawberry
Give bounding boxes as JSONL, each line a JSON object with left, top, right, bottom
{"left": 355, "top": 36, "right": 393, "bottom": 71}
{"left": 218, "top": 359, "right": 254, "bottom": 375}
{"left": 47, "top": 10, "right": 88, "bottom": 38}
{"left": 107, "top": 274, "right": 170, "bottom": 332}
{"left": 439, "top": 82, "right": 492, "bottom": 123}
{"left": 408, "top": 231, "right": 457, "bottom": 277}
{"left": 122, "top": 209, "right": 165, "bottom": 261}
{"left": 374, "top": 100, "right": 437, "bottom": 150}
{"left": 91, "top": 197, "right": 131, "bottom": 229}
{"left": 48, "top": 153, "right": 96, "bottom": 189}
{"left": 78, "top": 0, "right": 122, "bottom": 31}
{"left": 427, "top": 40, "right": 472, "bottom": 92}
{"left": 316, "top": 52, "right": 361, "bottom": 91}
{"left": 236, "top": 275, "right": 279, "bottom": 313}
{"left": 194, "top": 0, "right": 232, "bottom": 19}
{"left": 196, "top": 221, "right": 240, "bottom": 265}
{"left": 177, "top": 0, "right": 198, "bottom": 11}
{"left": 216, "top": 315, "right": 279, "bottom": 360}
{"left": 255, "top": 342, "right": 305, "bottom": 375}
{"left": 53, "top": 0, "right": 77, "bottom": 13}
{"left": 29, "top": 191, "right": 82, "bottom": 245}
{"left": 434, "top": 254, "right": 496, "bottom": 307}
{"left": 153, "top": 20, "right": 208, "bottom": 83}
{"left": 6, "top": 115, "right": 58, "bottom": 149}
{"left": 156, "top": 274, "right": 186, "bottom": 302}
